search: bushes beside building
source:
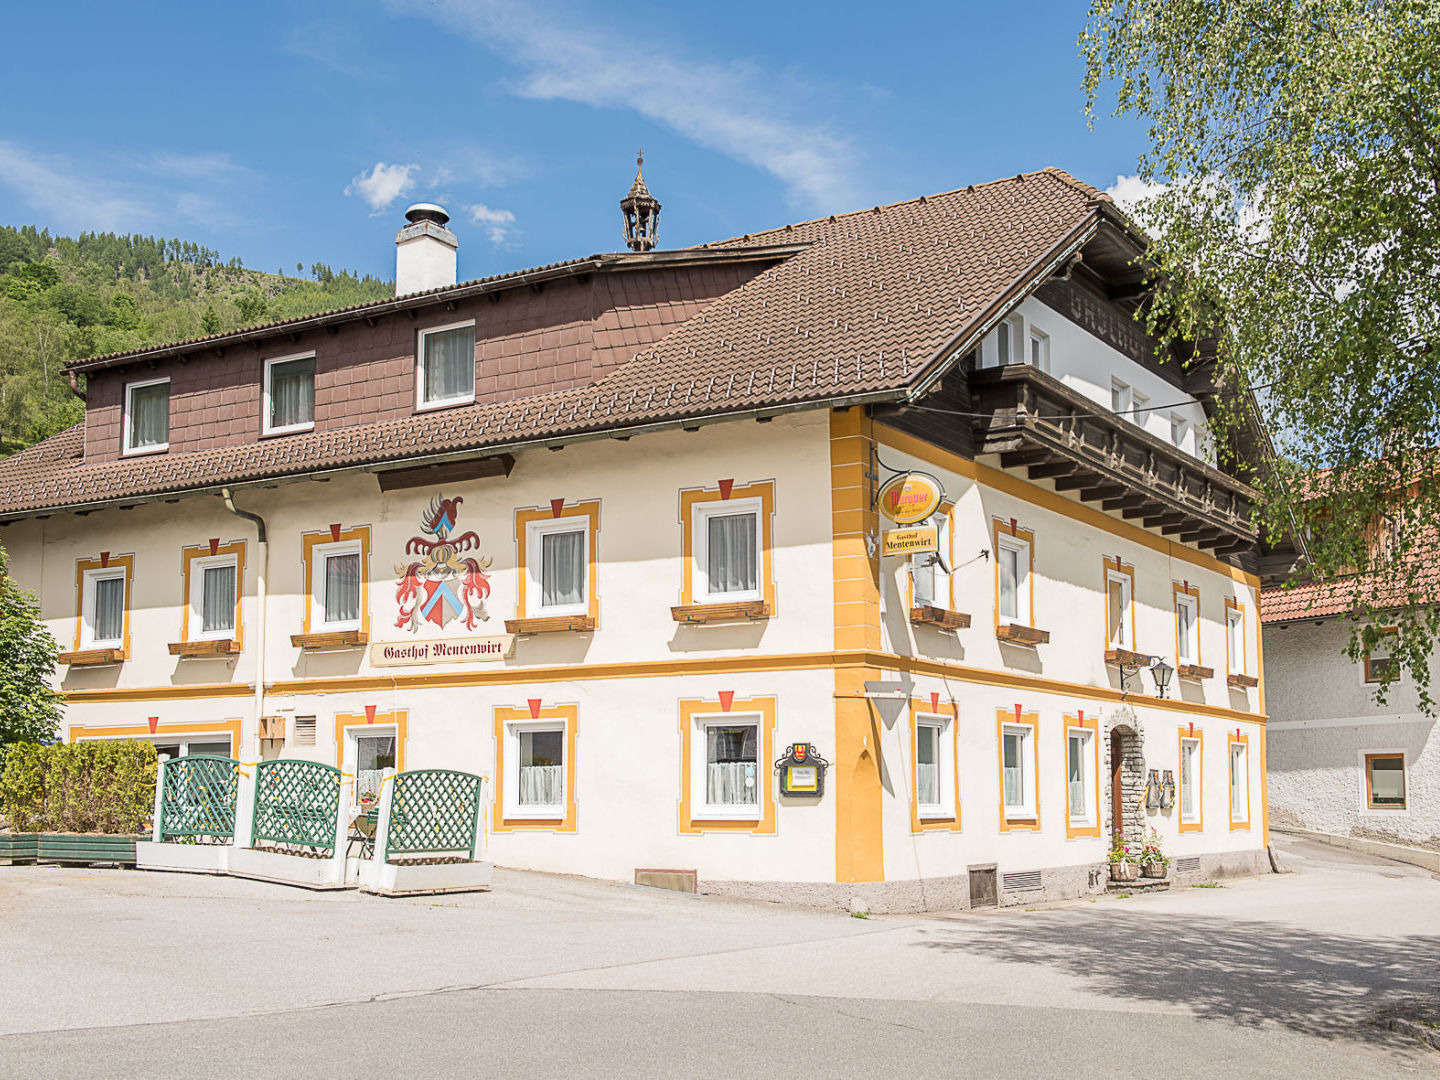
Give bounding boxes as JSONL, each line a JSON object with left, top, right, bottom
{"left": 0, "top": 741, "right": 157, "bottom": 833}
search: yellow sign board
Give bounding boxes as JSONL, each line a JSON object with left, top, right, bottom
{"left": 882, "top": 526, "right": 939, "bottom": 557}
{"left": 878, "top": 472, "right": 944, "bottom": 524}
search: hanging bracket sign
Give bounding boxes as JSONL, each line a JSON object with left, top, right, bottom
{"left": 774, "top": 742, "right": 830, "bottom": 798}
{"left": 882, "top": 525, "right": 939, "bottom": 557}
{"left": 877, "top": 471, "right": 944, "bottom": 525}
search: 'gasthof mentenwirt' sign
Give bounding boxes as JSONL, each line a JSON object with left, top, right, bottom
{"left": 395, "top": 493, "right": 495, "bottom": 632}
{"left": 370, "top": 635, "right": 515, "bottom": 667}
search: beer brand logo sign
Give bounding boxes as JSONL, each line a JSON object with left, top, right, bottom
{"left": 878, "top": 472, "right": 944, "bottom": 524}
{"left": 394, "top": 494, "right": 494, "bottom": 632}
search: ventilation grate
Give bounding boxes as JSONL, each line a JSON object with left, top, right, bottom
{"left": 1175, "top": 856, "right": 1200, "bottom": 873}
{"left": 1002, "top": 869, "right": 1043, "bottom": 891}
{"left": 292, "top": 716, "right": 317, "bottom": 747}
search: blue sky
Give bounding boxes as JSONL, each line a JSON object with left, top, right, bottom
{"left": 0, "top": 1, "right": 1149, "bottom": 283}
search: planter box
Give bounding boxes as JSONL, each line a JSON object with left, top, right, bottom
{"left": 227, "top": 847, "right": 348, "bottom": 890}
{"left": 1142, "top": 862, "right": 1167, "bottom": 879}
{"left": 0, "top": 833, "right": 38, "bottom": 864}
{"left": 135, "top": 841, "right": 230, "bottom": 875}
{"left": 1110, "top": 862, "right": 1140, "bottom": 882}
{"left": 36, "top": 833, "right": 142, "bottom": 866}
{"left": 357, "top": 858, "right": 493, "bottom": 897}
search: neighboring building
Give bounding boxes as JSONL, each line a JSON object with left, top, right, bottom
{"left": 0, "top": 165, "right": 1272, "bottom": 909}
{"left": 1263, "top": 572, "right": 1439, "bottom": 854}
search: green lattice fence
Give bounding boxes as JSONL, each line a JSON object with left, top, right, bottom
{"left": 384, "top": 770, "right": 482, "bottom": 861}
{"left": 159, "top": 756, "right": 240, "bottom": 841}
{"left": 251, "top": 759, "right": 342, "bottom": 854}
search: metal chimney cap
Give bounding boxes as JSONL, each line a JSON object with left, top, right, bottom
{"left": 404, "top": 203, "right": 450, "bottom": 226}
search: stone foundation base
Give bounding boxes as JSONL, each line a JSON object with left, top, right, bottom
{"left": 702, "top": 848, "right": 1270, "bottom": 914}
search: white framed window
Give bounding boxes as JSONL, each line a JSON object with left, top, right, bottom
{"left": 188, "top": 553, "right": 238, "bottom": 640}
{"left": 1229, "top": 740, "right": 1250, "bottom": 823}
{"left": 1227, "top": 605, "right": 1246, "bottom": 674}
{"left": 1066, "top": 726, "right": 1095, "bottom": 826}
{"left": 1170, "top": 413, "right": 1191, "bottom": 453}
{"left": 996, "top": 533, "right": 1031, "bottom": 624}
{"left": 1110, "top": 378, "right": 1132, "bottom": 415}
{"left": 123, "top": 377, "right": 170, "bottom": 455}
{"left": 311, "top": 539, "right": 362, "bottom": 630}
{"left": 504, "top": 720, "right": 566, "bottom": 818}
{"left": 351, "top": 728, "right": 397, "bottom": 804}
{"left": 691, "top": 713, "right": 761, "bottom": 819}
{"left": 1131, "top": 389, "right": 1149, "bottom": 424}
{"left": 526, "top": 517, "right": 589, "bottom": 617}
{"left": 81, "top": 567, "right": 127, "bottom": 648}
{"left": 910, "top": 510, "right": 950, "bottom": 608}
{"left": 1001, "top": 723, "right": 1035, "bottom": 819}
{"left": 416, "top": 320, "right": 476, "bottom": 410}
{"left": 992, "top": 314, "right": 1024, "bottom": 366}
{"left": 263, "top": 352, "right": 316, "bottom": 435}
{"left": 694, "top": 498, "right": 762, "bottom": 603}
{"left": 1106, "top": 570, "right": 1134, "bottom": 650}
{"left": 915, "top": 713, "right": 954, "bottom": 818}
{"left": 1176, "top": 593, "right": 1199, "bottom": 664}
{"left": 1179, "top": 737, "right": 1201, "bottom": 824}
{"left": 1028, "top": 327, "right": 1050, "bottom": 372}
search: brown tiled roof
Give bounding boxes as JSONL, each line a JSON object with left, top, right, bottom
{"left": 1262, "top": 546, "right": 1440, "bottom": 624}
{"left": 1, "top": 168, "right": 1110, "bottom": 518}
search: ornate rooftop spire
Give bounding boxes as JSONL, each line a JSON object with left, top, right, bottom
{"left": 620, "top": 150, "right": 661, "bottom": 252}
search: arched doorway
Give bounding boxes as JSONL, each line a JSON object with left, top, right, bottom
{"left": 1107, "top": 723, "right": 1145, "bottom": 848}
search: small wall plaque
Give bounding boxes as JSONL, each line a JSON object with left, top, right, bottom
{"left": 774, "top": 743, "right": 830, "bottom": 798}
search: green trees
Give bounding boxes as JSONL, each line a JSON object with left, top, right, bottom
{"left": 1082, "top": 0, "right": 1440, "bottom": 704}
{"left": 0, "top": 542, "right": 61, "bottom": 756}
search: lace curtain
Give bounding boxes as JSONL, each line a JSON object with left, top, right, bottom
{"left": 93, "top": 576, "right": 124, "bottom": 642}
{"left": 916, "top": 725, "right": 939, "bottom": 807}
{"left": 325, "top": 553, "right": 360, "bottom": 624}
{"left": 912, "top": 554, "right": 935, "bottom": 606}
{"left": 519, "top": 728, "right": 564, "bottom": 808}
{"left": 706, "top": 725, "right": 757, "bottom": 806}
{"left": 423, "top": 326, "right": 475, "bottom": 403}
{"left": 129, "top": 383, "right": 169, "bottom": 449}
{"left": 541, "top": 530, "right": 585, "bottom": 608}
{"left": 1003, "top": 731, "right": 1024, "bottom": 808}
{"left": 998, "top": 546, "right": 1019, "bottom": 619}
{"left": 707, "top": 513, "right": 757, "bottom": 595}
{"left": 1067, "top": 735, "right": 1086, "bottom": 816}
{"left": 201, "top": 564, "right": 236, "bottom": 633}
{"left": 270, "top": 357, "right": 314, "bottom": 429}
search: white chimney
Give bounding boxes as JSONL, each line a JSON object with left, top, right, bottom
{"left": 395, "top": 203, "right": 458, "bottom": 296}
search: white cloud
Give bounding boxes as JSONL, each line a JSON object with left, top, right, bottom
{"left": 383, "top": 0, "right": 863, "bottom": 210}
{"left": 1104, "top": 173, "right": 1170, "bottom": 231}
{"left": 148, "top": 151, "right": 252, "bottom": 182}
{"left": 467, "top": 202, "right": 517, "bottom": 245}
{"left": 345, "top": 161, "right": 419, "bottom": 213}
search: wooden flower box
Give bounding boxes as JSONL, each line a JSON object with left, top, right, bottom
{"left": 504, "top": 615, "right": 597, "bottom": 635}
{"left": 996, "top": 623, "right": 1050, "bottom": 645}
{"left": 1178, "top": 663, "right": 1215, "bottom": 680}
{"left": 168, "top": 639, "right": 241, "bottom": 658}
{"left": 1104, "top": 648, "right": 1151, "bottom": 669}
{"left": 290, "top": 630, "right": 367, "bottom": 650}
{"left": 909, "top": 606, "right": 971, "bottom": 630}
{"left": 670, "top": 601, "right": 771, "bottom": 624}
{"left": 1227, "top": 673, "right": 1259, "bottom": 689}
{"left": 57, "top": 648, "right": 125, "bottom": 667}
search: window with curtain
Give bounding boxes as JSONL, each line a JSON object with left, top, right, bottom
{"left": 1002, "top": 727, "right": 1029, "bottom": 814}
{"left": 539, "top": 528, "right": 586, "bottom": 611}
{"left": 518, "top": 728, "right": 564, "bottom": 809}
{"left": 706, "top": 511, "right": 757, "bottom": 596}
{"left": 705, "top": 723, "right": 758, "bottom": 808}
{"left": 911, "top": 553, "right": 935, "bottom": 606}
{"left": 91, "top": 574, "right": 125, "bottom": 644}
{"left": 267, "top": 356, "right": 315, "bottom": 431}
{"left": 420, "top": 324, "right": 475, "bottom": 406}
{"left": 1366, "top": 754, "right": 1405, "bottom": 808}
{"left": 1107, "top": 574, "right": 1131, "bottom": 649}
{"left": 916, "top": 723, "right": 940, "bottom": 810}
{"left": 126, "top": 381, "right": 169, "bottom": 451}
{"left": 1230, "top": 743, "right": 1248, "bottom": 821}
{"left": 1067, "top": 730, "right": 1089, "bottom": 821}
{"left": 200, "top": 562, "right": 236, "bottom": 634}
{"left": 998, "top": 543, "right": 1020, "bottom": 620}
{"left": 355, "top": 734, "right": 396, "bottom": 803}
{"left": 1227, "top": 609, "right": 1244, "bottom": 672}
{"left": 1177, "top": 595, "right": 1198, "bottom": 662}
{"left": 323, "top": 551, "right": 361, "bottom": 625}
{"left": 1180, "top": 739, "right": 1200, "bottom": 822}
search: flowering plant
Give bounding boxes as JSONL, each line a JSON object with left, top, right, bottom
{"left": 1107, "top": 838, "right": 1141, "bottom": 865}
{"left": 1139, "top": 828, "right": 1170, "bottom": 870}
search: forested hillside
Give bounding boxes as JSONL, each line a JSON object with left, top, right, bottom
{"left": 0, "top": 226, "right": 391, "bottom": 456}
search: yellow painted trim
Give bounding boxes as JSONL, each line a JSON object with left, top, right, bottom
{"left": 677, "top": 695, "right": 776, "bottom": 835}
{"left": 72, "top": 553, "right": 134, "bottom": 657}
{"left": 69, "top": 717, "right": 242, "bottom": 749}
{"left": 300, "top": 524, "right": 372, "bottom": 637}
{"left": 1172, "top": 580, "right": 1200, "bottom": 669}
{"left": 335, "top": 710, "right": 407, "bottom": 776}
{"left": 64, "top": 682, "right": 253, "bottom": 703}
{"left": 514, "top": 500, "right": 601, "bottom": 623}
{"left": 1102, "top": 556, "right": 1138, "bottom": 653}
{"left": 492, "top": 703, "right": 579, "bottom": 833}
{"left": 1177, "top": 727, "right": 1204, "bottom": 833}
{"left": 996, "top": 708, "right": 1041, "bottom": 832}
{"left": 179, "top": 540, "right": 246, "bottom": 647}
{"left": 678, "top": 480, "right": 776, "bottom": 611}
{"left": 1228, "top": 731, "right": 1251, "bottom": 830}
{"left": 992, "top": 518, "right": 1036, "bottom": 631}
{"left": 1063, "top": 712, "right": 1101, "bottom": 839}
{"left": 874, "top": 421, "right": 1261, "bottom": 589}
{"left": 909, "top": 697, "right": 961, "bottom": 832}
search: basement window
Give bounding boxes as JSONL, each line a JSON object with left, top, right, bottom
{"left": 123, "top": 377, "right": 170, "bottom": 455}
{"left": 417, "top": 320, "right": 476, "bottom": 410}
{"left": 1365, "top": 753, "right": 1406, "bottom": 809}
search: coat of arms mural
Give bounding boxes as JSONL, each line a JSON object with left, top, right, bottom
{"left": 394, "top": 494, "right": 493, "bottom": 631}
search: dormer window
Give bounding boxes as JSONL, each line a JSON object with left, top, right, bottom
{"left": 123, "top": 377, "right": 170, "bottom": 455}
{"left": 417, "top": 320, "right": 476, "bottom": 410}
{"left": 263, "top": 353, "right": 316, "bottom": 435}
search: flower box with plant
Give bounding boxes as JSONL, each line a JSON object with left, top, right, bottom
{"left": 1107, "top": 838, "right": 1142, "bottom": 881}
{"left": 1140, "top": 828, "right": 1171, "bottom": 878}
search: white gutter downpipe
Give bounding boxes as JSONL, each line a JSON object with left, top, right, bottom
{"left": 222, "top": 488, "right": 267, "bottom": 759}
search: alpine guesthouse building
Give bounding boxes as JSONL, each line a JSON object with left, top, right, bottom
{"left": 0, "top": 166, "right": 1270, "bottom": 910}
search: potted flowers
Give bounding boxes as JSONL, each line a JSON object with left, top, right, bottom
{"left": 1140, "top": 828, "right": 1170, "bottom": 879}
{"left": 1108, "top": 838, "right": 1140, "bottom": 881}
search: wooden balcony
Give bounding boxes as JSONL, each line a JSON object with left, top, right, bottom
{"left": 969, "top": 365, "right": 1257, "bottom": 555}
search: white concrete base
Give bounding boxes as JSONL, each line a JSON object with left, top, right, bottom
{"left": 135, "top": 841, "right": 230, "bottom": 875}
{"left": 1272, "top": 826, "right": 1440, "bottom": 872}
{"left": 227, "top": 847, "right": 348, "bottom": 890}
{"left": 357, "top": 859, "right": 493, "bottom": 897}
